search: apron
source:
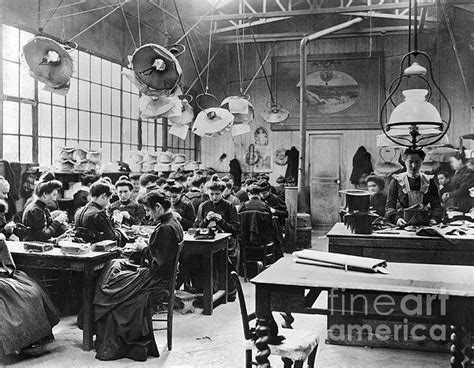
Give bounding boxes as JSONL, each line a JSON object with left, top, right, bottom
{"left": 395, "top": 173, "right": 431, "bottom": 225}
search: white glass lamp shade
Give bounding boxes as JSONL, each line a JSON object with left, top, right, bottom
{"left": 387, "top": 89, "right": 443, "bottom": 132}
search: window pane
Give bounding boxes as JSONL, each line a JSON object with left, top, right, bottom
{"left": 131, "top": 94, "right": 139, "bottom": 119}
{"left": 111, "top": 63, "right": 121, "bottom": 89}
{"left": 101, "top": 86, "right": 111, "bottom": 114}
{"left": 3, "top": 135, "right": 18, "bottom": 161}
{"left": 52, "top": 138, "right": 65, "bottom": 165}
{"left": 52, "top": 92, "right": 65, "bottom": 106}
{"left": 66, "top": 109, "right": 78, "bottom": 139}
{"left": 156, "top": 119, "right": 162, "bottom": 144}
{"left": 38, "top": 103, "right": 51, "bottom": 136}
{"left": 122, "top": 92, "right": 130, "bottom": 118}
{"left": 90, "top": 83, "right": 101, "bottom": 112}
{"left": 90, "top": 141, "right": 101, "bottom": 150}
{"left": 102, "top": 59, "right": 111, "bottom": 86}
{"left": 38, "top": 138, "right": 51, "bottom": 165}
{"left": 131, "top": 120, "right": 138, "bottom": 144}
{"left": 20, "top": 136, "right": 33, "bottom": 162}
{"left": 111, "top": 117, "right": 121, "bottom": 142}
{"left": 78, "top": 80, "right": 90, "bottom": 110}
{"left": 3, "top": 101, "right": 19, "bottom": 134}
{"left": 90, "top": 55, "right": 101, "bottom": 83}
{"left": 38, "top": 87, "right": 51, "bottom": 103}
{"left": 19, "top": 64, "right": 35, "bottom": 99}
{"left": 19, "top": 30, "right": 34, "bottom": 50}
{"left": 102, "top": 115, "right": 111, "bottom": 142}
{"left": 2, "top": 25, "right": 19, "bottom": 61}
{"left": 101, "top": 142, "right": 111, "bottom": 162}
{"left": 111, "top": 143, "right": 121, "bottom": 161}
{"left": 122, "top": 119, "right": 131, "bottom": 144}
{"left": 78, "top": 51, "right": 90, "bottom": 80}
{"left": 52, "top": 106, "right": 66, "bottom": 137}
{"left": 78, "top": 111, "right": 90, "bottom": 140}
{"left": 3, "top": 60, "right": 19, "bottom": 96}
{"left": 77, "top": 141, "right": 89, "bottom": 151}
{"left": 111, "top": 89, "right": 120, "bottom": 116}
{"left": 66, "top": 139, "right": 79, "bottom": 147}
{"left": 66, "top": 77, "right": 78, "bottom": 108}
{"left": 20, "top": 103, "right": 32, "bottom": 135}
{"left": 121, "top": 69, "right": 131, "bottom": 92}
{"left": 91, "top": 113, "right": 101, "bottom": 140}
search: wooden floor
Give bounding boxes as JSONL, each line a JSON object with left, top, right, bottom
{"left": 3, "top": 229, "right": 449, "bottom": 367}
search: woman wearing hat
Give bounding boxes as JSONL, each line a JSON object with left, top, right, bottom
{"left": 386, "top": 148, "right": 443, "bottom": 226}
{"left": 165, "top": 185, "right": 195, "bottom": 231}
{"left": 108, "top": 177, "right": 146, "bottom": 226}
{"left": 366, "top": 175, "right": 387, "bottom": 217}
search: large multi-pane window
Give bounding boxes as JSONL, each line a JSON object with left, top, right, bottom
{"left": 1, "top": 25, "right": 34, "bottom": 163}
{"left": 0, "top": 23, "right": 186, "bottom": 166}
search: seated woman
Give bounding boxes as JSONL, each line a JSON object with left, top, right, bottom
{"left": 22, "top": 178, "right": 68, "bottom": 241}
{"left": 442, "top": 152, "right": 474, "bottom": 213}
{"left": 73, "top": 171, "right": 98, "bottom": 212}
{"left": 386, "top": 148, "right": 443, "bottom": 226}
{"left": 366, "top": 175, "right": 387, "bottom": 217}
{"left": 0, "top": 200, "right": 15, "bottom": 239}
{"left": 74, "top": 182, "right": 124, "bottom": 246}
{"left": 107, "top": 177, "right": 146, "bottom": 226}
{"left": 0, "top": 234, "right": 60, "bottom": 361}
{"left": 165, "top": 184, "right": 195, "bottom": 231}
{"left": 93, "top": 191, "right": 183, "bottom": 361}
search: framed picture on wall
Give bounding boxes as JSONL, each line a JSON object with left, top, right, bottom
{"left": 270, "top": 52, "right": 384, "bottom": 131}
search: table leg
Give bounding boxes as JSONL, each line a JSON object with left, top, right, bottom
{"left": 217, "top": 247, "right": 228, "bottom": 304}
{"left": 203, "top": 251, "right": 213, "bottom": 315}
{"left": 82, "top": 264, "right": 95, "bottom": 351}
{"left": 255, "top": 284, "right": 275, "bottom": 368}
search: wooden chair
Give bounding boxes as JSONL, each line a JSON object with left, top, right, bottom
{"left": 232, "top": 271, "right": 319, "bottom": 368}
{"left": 151, "top": 240, "right": 184, "bottom": 351}
{"left": 239, "top": 212, "right": 276, "bottom": 281}
{"left": 241, "top": 241, "right": 275, "bottom": 282}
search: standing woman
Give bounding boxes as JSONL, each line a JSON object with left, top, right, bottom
{"left": 93, "top": 191, "right": 183, "bottom": 361}
{"left": 386, "top": 148, "right": 443, "bottom": 226}
{"left": 442, "top": 152, "right": 474, "bottom": 213}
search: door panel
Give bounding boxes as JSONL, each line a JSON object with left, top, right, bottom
{"left": 309, "top": 134, "right": 342, "bottom": 226}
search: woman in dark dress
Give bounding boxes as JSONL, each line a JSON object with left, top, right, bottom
{"left": 93, "top": 191, "right": 183, "bottom": 361}
{"left": 366, "top": 175, "right": 387, "bottom": 217}
{"left": 442, "top": 152, "right": 474, "bottom": 213}
{"left": 386, "top": 148, "right": 443, "bottom": 225}
{"left": 0, "top": 235, "right": 60, "bottom": 361}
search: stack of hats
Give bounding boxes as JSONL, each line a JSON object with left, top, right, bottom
{"left": 57, "top": 147, "right": 76, "bottom": 172}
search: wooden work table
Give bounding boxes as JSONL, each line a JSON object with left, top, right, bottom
{"left": 252, "top": 257, "right": 474, "bottom": 368}
{"left": 182, "top": 232, "right": 231, "bottom": 315}
{"left": 7, "top": 241, "right": 120, "bottom": 351}
{"left": 326, "top": 222, "right": 474, "bottom": 351}
{"left": 327, "top": 222, "right": 474, "bottom": 265}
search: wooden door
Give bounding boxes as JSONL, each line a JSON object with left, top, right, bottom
{"left": 309, "top": 134, "right": 342, "bottom": 227}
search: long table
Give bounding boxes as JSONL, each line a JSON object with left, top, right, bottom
{"left": 7, "top": 241, "right": 120, "bottom": 351}
{"left": 327, "top": 222, "right": 474, "bottom": 265}
{"left": 252, "top": 257, "right": 474, "bottom": 368}
{"left": 182, "top": 232, "right": 231, "bottom": 315}
{"left": 327, "top": 222, "right": 474, "bottom": 349}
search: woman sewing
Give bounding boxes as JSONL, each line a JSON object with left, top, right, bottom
{"left": 386, "top": 147, "right": 443, "bottom": 226}
{"left": 92, "top": 190, "right": 183, "bottom": 361}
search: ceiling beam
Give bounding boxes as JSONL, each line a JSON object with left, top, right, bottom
{"left": 193, "top": 1, "right": 435, "bottom": 21}
{"left": 214, "top": 25, "right": 435, "bottom": 43}
{"left": 341, "top": 11, "right": 437, "bottom": 22}
{"left": 212, "top": 16, "right": 291, "bottom": 34}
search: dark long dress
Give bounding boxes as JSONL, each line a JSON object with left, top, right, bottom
{"left": 93, "top": 212, "right": 183, "bottom": 361}
{"left": 0, "top": 243, "right": 60, "bottom": 359}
